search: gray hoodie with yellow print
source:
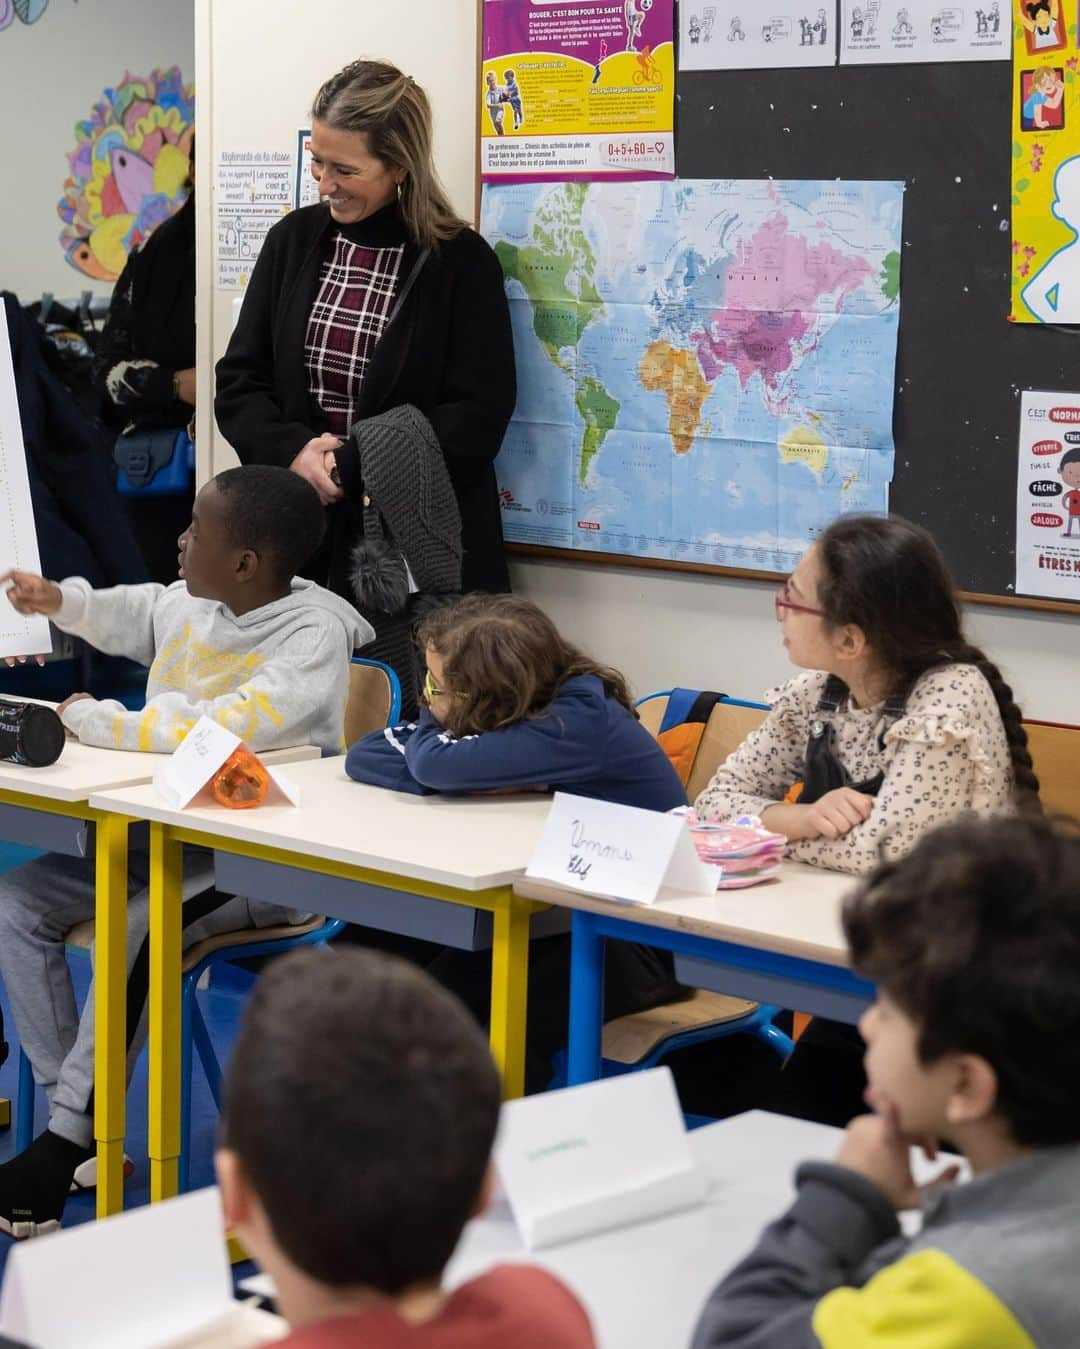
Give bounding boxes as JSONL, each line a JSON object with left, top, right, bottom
{"left": 53, "top": 576, "right": 373, "bottom": 754}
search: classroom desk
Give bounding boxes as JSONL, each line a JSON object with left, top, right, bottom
{"left": 237, "top": 1112, "right": 838, "bottom": 1349}
{"left": 0, "top": 734, "right": 318, "bottom": 1220}
{"left": 515, "top": 861, "right": 874, "bottom": 1086}
{"left": 90, "top": 760, "right": 554, "bottom": 1203}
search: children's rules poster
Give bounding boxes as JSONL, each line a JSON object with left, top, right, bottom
{"left": 481, "top": 0, "right": 675, "bottom": 182}
{"left": 1015, "top": 390, "right": 1080, "bottom": 600}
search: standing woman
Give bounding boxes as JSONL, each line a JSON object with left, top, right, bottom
{"left": 215, "top": 60, "right": 515, "bottom": 605}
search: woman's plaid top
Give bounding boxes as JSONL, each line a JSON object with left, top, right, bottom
{"left": 304, "top": 233, "right": 405, "bottom": 437}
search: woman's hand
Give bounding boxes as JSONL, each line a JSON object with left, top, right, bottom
{"left": 762, "top": 788, "right": 875, "bottom": 842}
{"left": 173, "top": 367, "right": 197, "bottom": 406}
{"left": 291, "top": 435, "right": 345, "bottom": 506}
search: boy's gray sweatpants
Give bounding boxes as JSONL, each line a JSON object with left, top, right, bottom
{"left": 0, "top": 842, "right": 307, "bottom": 1149}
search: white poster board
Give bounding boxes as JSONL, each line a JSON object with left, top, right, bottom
{"left": 0, "top": 318, "right": 53, "bottom": 661}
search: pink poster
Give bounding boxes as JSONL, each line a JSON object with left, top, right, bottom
{"left": 481, "top": 0, "right": 675, "bottom": 182}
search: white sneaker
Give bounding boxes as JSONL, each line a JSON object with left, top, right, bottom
{"left": 70, "top": 1153, "right": 135, "bottom": 1193}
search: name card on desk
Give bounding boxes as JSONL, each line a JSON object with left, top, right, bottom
{"left": 154, "top": 716, "right": 299, "bottom": 810}
{"left": 495, "top": 1067, "right": 708, "bottom": 1249}
{"left": 525, "top": 792, "right": 715, "bottom": 905}
{"left": 0, "top": 1187, "right": 285, "bottom": 1349}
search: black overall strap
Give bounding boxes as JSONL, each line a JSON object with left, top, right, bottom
{"left": 799, "top": 676, "right": 908, "bottom": 804}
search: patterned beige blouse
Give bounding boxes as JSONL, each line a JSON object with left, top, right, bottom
{"left": 694, "top": 665, "right": 1014, "bottom": 876}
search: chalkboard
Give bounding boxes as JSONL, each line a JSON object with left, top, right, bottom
{"left": 672, "top": 58, "right": 1080, "bottom": 611}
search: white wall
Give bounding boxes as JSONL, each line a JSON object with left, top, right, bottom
{"left": 0, "top": 0, "right": 194, "bottom": 302}
{"left": 201, "top": 0, "right": 1080, "bottom": 723}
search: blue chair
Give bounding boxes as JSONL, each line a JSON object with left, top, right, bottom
{"left": 15, "top": 657, "right": 402, "bottom": 1192}
{"left": 548, "top": 689, "right": 793, "bottom": 1093}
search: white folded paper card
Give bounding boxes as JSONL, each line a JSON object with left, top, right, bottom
{"left": 525, "top": 792, "right": 716, "bottom": 905}
{"left": 494, "top": 1066, "right": 708, "bottom": 1249}
{"left": 153, "top": 716, "right": 300, "bottom": 810}
{"left": 0, "top": 1187, "right": 285, "bottom": 1349}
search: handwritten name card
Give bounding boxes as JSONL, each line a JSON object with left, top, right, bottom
{"left": 525, "top": 792, "right": 716, "bottom": 905}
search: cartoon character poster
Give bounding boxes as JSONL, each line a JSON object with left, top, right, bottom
{"left": 1011, "top": 1, "right": 1080, "bottom": 320}
{"left": 58, "top": 67, "right": 195, "bottom": 282}
{"left": 481, "top": 0, "right": 674, "bottom": 182}
{"left": 1015, "top": 389, "right": 1080, "bottom": 599}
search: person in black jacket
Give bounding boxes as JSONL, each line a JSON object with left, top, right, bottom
{"left": 95, "top": 147, "right": 197, "bottom": 582}
{"left": 215, "top": 59, "right": 516, "bottom": 601}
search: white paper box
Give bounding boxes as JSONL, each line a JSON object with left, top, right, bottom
{"left": 495, "top": 1068, "right": 707, "bottom": 1249}
{"left": 0, "top": 1188, "right": 285, "bottom": 1349}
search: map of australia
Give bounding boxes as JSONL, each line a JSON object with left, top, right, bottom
{"left": 481, "top": 179, "right": 903, "bottom": 572}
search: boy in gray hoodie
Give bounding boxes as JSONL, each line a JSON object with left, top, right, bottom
{"left": 0, "top": 465, "right": 372, "bottom": 1237}
{"left": 693, "top": 813, "right": 1080, "bottom": 1349}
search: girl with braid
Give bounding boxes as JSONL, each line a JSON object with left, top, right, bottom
{"left": 695, "top": 513, "right": 1039, "bottom": 1124}
{"left": 697, "top": 514, "right": 1038, "bottom": 869}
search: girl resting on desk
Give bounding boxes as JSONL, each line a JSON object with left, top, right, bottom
{"left": 694, "top": 513, "right": 1040, "bottom": 1125}
{"left": 346, "top": 593, "right": 687, "bottom": 1091}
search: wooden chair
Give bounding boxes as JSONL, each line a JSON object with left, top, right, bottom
{"left": 15, "top": 658, "right": 402, "bottom": 1191}
{"left": 1024, "top": 719, "right": 1080, "bottom": 818}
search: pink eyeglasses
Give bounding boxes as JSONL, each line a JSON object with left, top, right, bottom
{"left": 774, "top": 578, "right": 824, "bottom": 619}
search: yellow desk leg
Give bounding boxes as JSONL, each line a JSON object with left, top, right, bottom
{"left": 94, "top": 812, "right": 130, "bottom": 1220}
{"left": 148, "top": 822, "right": 183, "bottom": 1202}
{"left": 490, "top": 893, "right": 530, "bottom": 1100}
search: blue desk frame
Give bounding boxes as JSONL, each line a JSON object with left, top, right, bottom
{"left": 566, "top": 909, "right": 876, "bottom": 1085}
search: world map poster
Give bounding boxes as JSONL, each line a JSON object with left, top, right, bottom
{"left": 481, "top": 178, "right": 904, "bottom": 573}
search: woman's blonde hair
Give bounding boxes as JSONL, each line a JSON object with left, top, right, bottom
{"left": 417, "top": 595, "right": 637, "bottom": 739}
{"left": 312, "top": 59, "right": 468, "bottom": 250}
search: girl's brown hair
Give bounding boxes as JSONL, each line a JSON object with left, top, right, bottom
{"left": 417, "top": 595, "right": 636, "bottom": 738}
{"left": 816, "top": 514, "right": 1041, "bottom": 807}
{"left": 311, "top": 60, "right": 468, "bottom": 250}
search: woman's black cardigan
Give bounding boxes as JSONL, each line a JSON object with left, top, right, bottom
{"left": 214, "top": 203, "right": 516, "bottom": 596}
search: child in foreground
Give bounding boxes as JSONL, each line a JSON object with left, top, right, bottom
{"left": 217, "top": 948, "right": 596, "bottom": 1348}
{"left": 345, "top": 593, "right": 687, "bottom": 1090}
{"left": 0, "top": 465, "right": 371, "bottom": 1236}
{"left": 692, "top": 813, "right": 1080, "bottom": 1349}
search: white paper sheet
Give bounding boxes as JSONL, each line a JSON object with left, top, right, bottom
{"left": 840, "top": 0, "right": 1008, "bottom": 62}
{"left": 1014, "top": 389, "right": 1080, "bottom": 602}
{"left": 216, "top": 149, "right": 294, "bottom": 290}
{"left": 293, "top": 128, "right": 320, "bottom": 210}
{"left": 0, "top": 320, "right": 53, "bottom": 662}
{"left": 679, "top": 0, "right": 837, "bottom": 69}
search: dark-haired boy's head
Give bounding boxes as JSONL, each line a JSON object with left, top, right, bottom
{"left": 844, "top": 814, "right": 1080, "bottom": 1149}
{"left": 177, "top": 466, "right": 324, "bottom": 607}
{"left": 217, "top": 949, "right": 501, "bottom": 1293}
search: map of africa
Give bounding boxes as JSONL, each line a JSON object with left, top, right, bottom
{"left": 480, "top": 178, "right": 903, "bottom": 572}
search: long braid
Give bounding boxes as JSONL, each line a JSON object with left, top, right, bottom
{"left": 816, "top": 514, "right": 1043, "bottom": 813}
{"left": 895, "top": 644, "right": 1042, "bottom": 810}
{"left": 945, "top": 644, "right": 1042, "bottom": 809}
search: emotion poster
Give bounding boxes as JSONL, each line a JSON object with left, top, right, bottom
{"left": 1015, "top": 389, "right": 1080, "bottom": 599}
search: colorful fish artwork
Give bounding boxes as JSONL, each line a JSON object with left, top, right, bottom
{"left": 57, "top": 67, "right": 195, "bottom": 282}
